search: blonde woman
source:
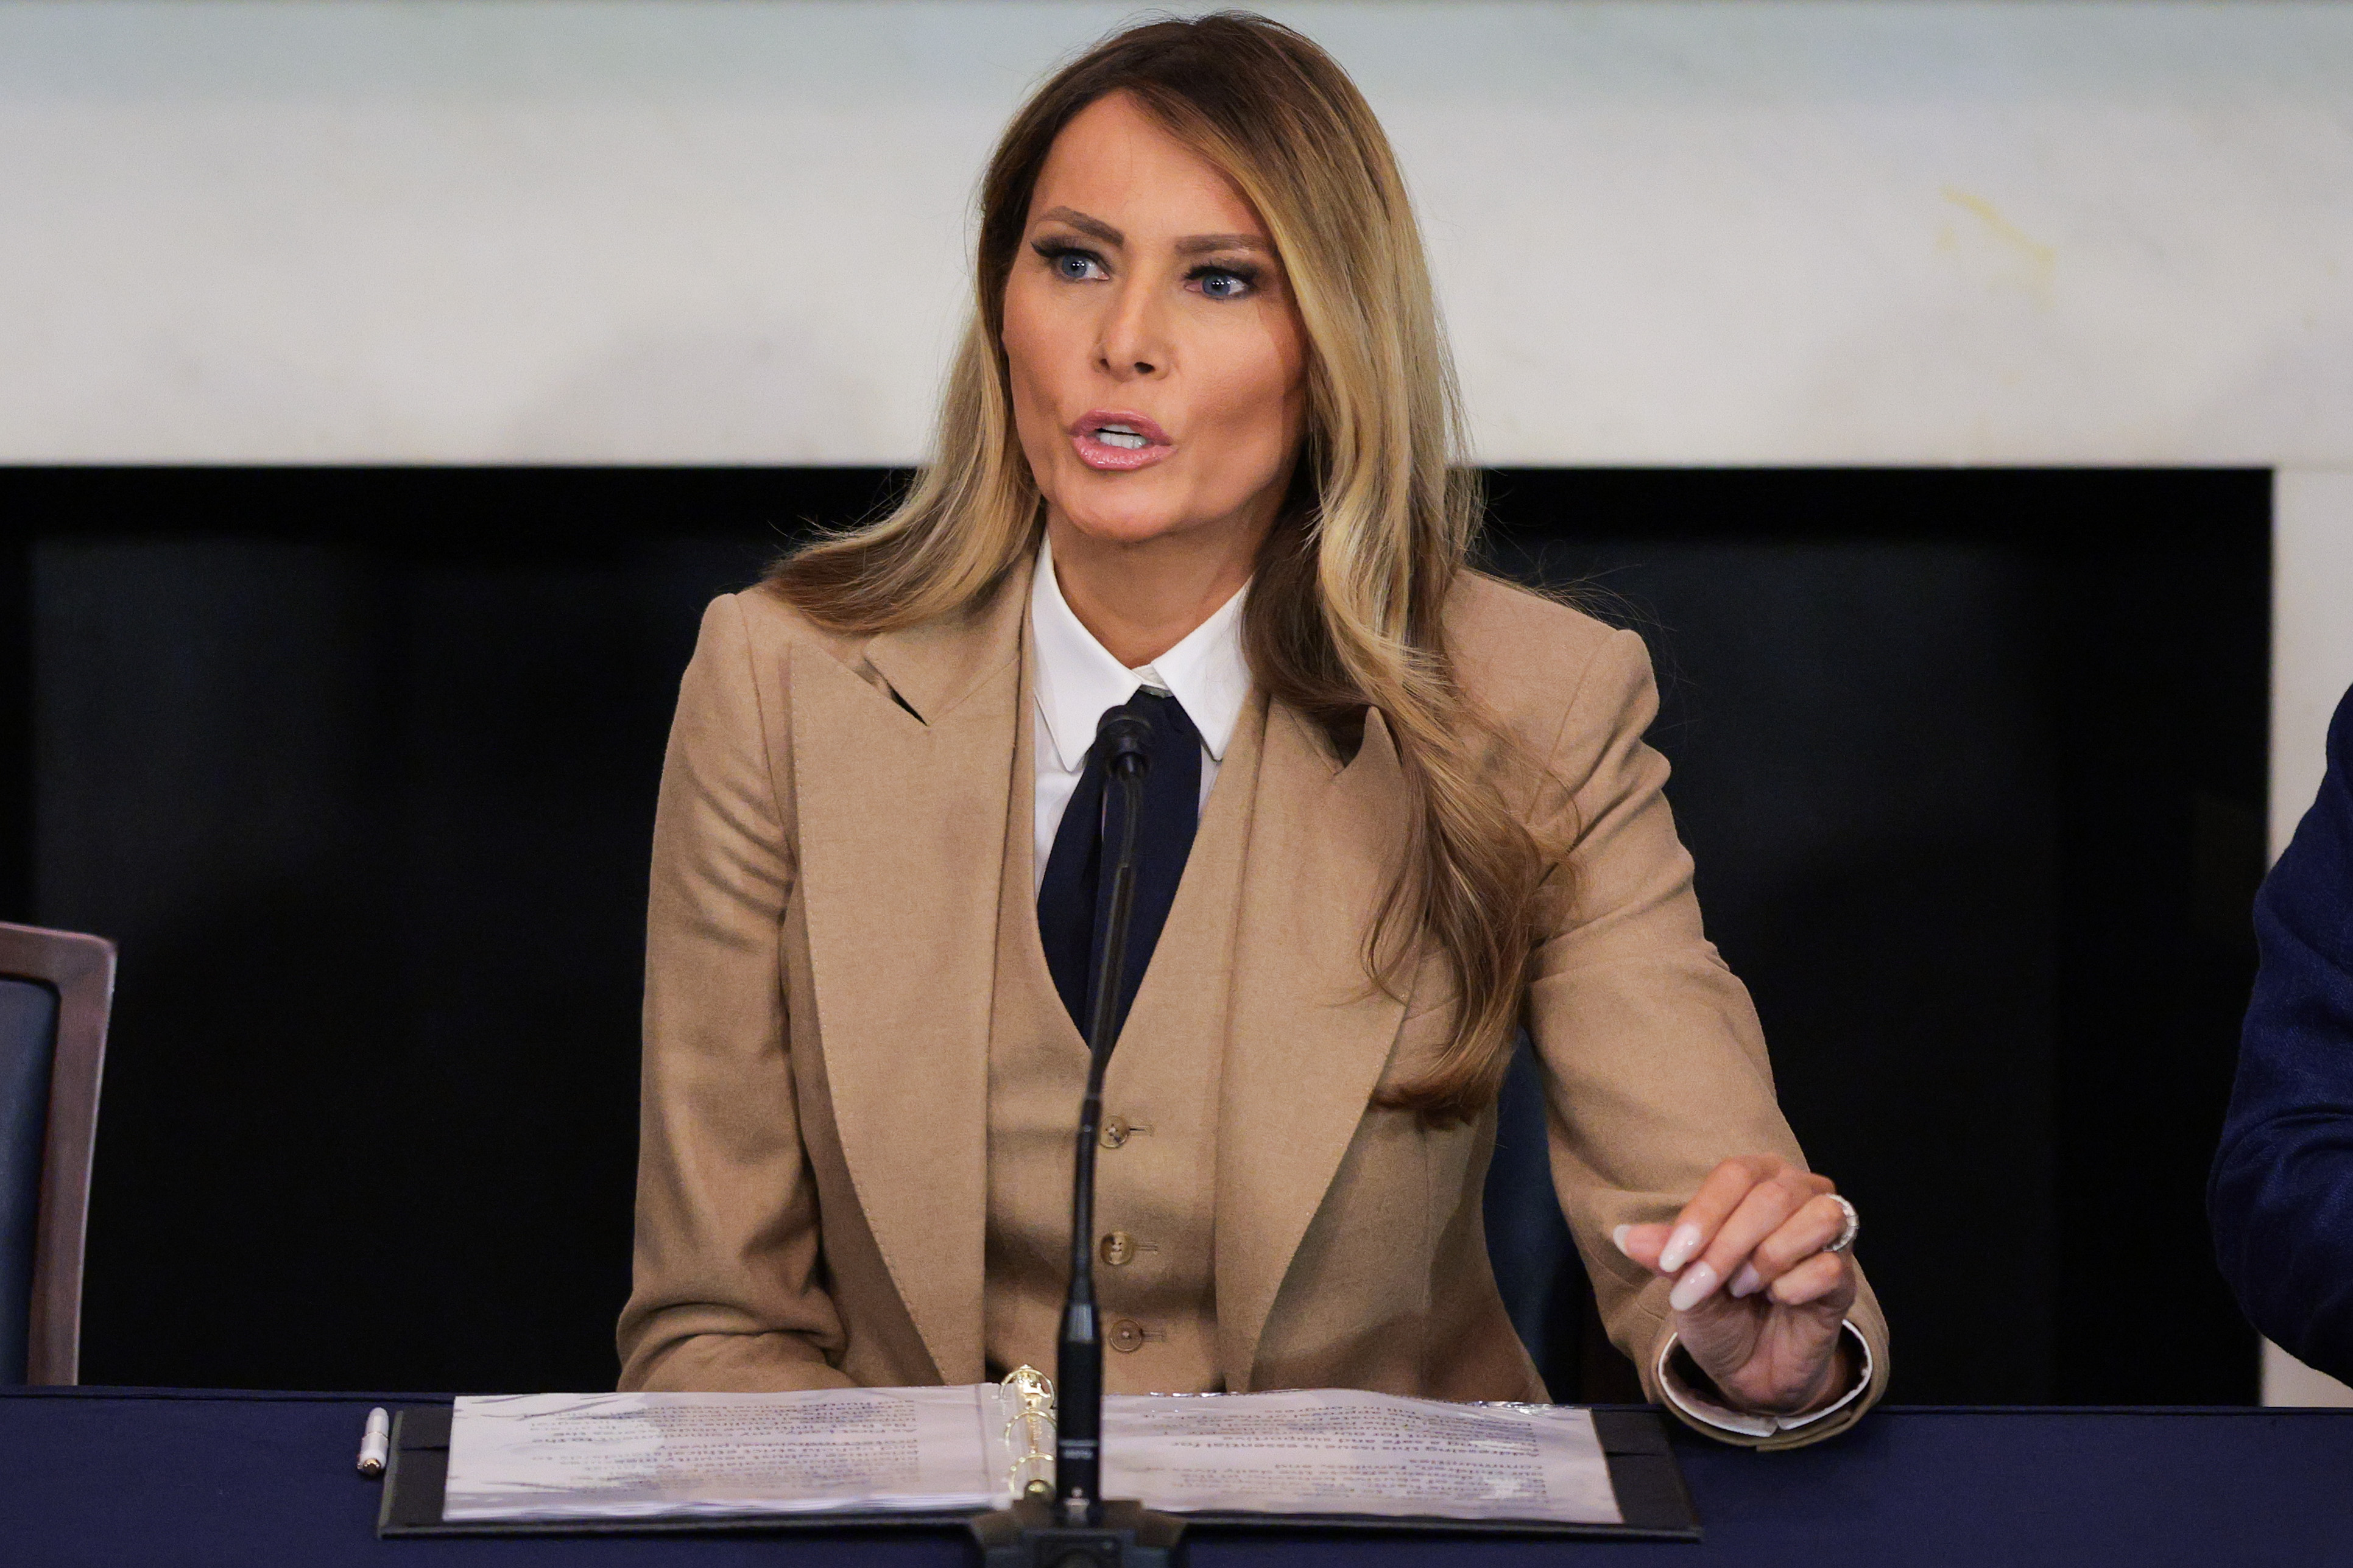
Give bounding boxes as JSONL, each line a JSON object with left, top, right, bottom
{"left": 619, "top": 12, "right": 1888, "bottom": 1447}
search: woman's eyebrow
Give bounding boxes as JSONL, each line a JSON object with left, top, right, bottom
{"left": 1174, "top": 233, "right": 1271, "bottom": 256}
{"left": 1037, "top": 206, "right": 1123, "bottom": 247}
{"left": 1032, "top": 208, "right": 1269, "bottom": 258}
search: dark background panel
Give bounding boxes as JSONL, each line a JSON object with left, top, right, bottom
{"left": 1, "top": 466, "right": 2268, "bottom": 1403}
{"left": 1478, "top": 469, "right": 2268, "bottom": 1405}
{"left": 2047, "top": 535, "right": 2270, "bottom": 1403}
{"left": 16, "top": 469, "right": 899, "bottom": 1394}
{"left": 1484, "top": 529, "right": 2058, "bottom": 1403}
{"left": 0, "top": 533, "right": 29, "bottom": 925}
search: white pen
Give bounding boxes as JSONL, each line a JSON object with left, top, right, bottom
{"left": 357, "top": 1407, "right": 391, "bottom": 1477}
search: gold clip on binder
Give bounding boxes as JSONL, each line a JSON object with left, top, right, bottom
{"left": 1001, "top": 1365, "right": 1057, "bottom": 1500}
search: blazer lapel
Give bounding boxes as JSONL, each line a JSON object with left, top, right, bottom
{"left": 791, "top": 561, "right": 1030, "bottom": 1385}
{"left": 1215, "top": 704, "right": 1415, "bottom": 1388}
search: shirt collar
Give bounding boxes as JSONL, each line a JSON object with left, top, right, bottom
{"left": 1029, "top": 532, "right": 1252, "bottom": 776}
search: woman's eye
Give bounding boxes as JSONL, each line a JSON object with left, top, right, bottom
{"left": 1193, "top": 268, "right": 1254, "bottom": 300}
{"left": 1053, "top": 250, "right": 1106, "bottom": 281}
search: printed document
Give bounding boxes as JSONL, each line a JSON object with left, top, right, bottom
{"left": 441, "top": 1383, "right": 1621, "bottom": 1526}
{"left": 1102, "top": 1390, "right": 1619, "bottom": 1523}
{"left": 443, "top": 1388, "right": 1016, "bottom": 1521}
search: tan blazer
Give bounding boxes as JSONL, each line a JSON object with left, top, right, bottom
{"left": 618, "top": 554, "right": 1890, "bottom": 1448}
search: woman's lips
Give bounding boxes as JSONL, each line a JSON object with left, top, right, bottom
{"left": 1070, "top": 410, "right": 1174, "bottom": 472}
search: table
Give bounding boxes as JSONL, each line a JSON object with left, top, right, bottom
{"left": 2, "top": 1389, "right": 2347, "bottom": 1567}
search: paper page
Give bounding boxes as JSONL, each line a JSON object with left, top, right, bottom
{"left": 442, "top": 1387, "right": 1013, "bottom": 1522}
{"left": 1100, "top": 1390, "right": 1623, "bottom": 1525}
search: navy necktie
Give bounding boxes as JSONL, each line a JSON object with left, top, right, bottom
{"left": 1036, "top": 687, "right": 1204, "bottom": 1047}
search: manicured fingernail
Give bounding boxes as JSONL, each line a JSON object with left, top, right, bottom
{"left": 1668, "top": 1260, "right": 1721, "bottom": 1312}
{"left": 1729, "top": 1262, "right": 1764, "bottom": 1299}
{"left": 1611, "top": 1225, "right": 1633, "bottom": 1254}
{"left": 1659, "top": 1223, "right": 1704, "bottom": 1273}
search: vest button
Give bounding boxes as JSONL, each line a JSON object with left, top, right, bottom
{"left": 1109, "top": 1319, "right": 1146, "bottom": 1353}
{"left": 1099, "top": 1231, "right": 1137, "bottom": 1267}
{"left": 1101, "top": 1117, "right": 1131, "bottom": 1148}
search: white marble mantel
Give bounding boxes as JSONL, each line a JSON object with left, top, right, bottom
{"left": 2, "top": 1, "right": 2349, "bottom": 469}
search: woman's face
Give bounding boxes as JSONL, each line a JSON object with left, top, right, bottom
{"left": 1002, "top": 91, "right": 1309, "bottom": 555}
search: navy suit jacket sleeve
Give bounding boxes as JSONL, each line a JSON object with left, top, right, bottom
{"left": 2210, "top": 684, "right": 2353, "bottom": 1380}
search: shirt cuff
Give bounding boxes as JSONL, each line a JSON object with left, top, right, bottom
{"left": 1653, "top": 1320, "right": 1873, "bottom": 1439}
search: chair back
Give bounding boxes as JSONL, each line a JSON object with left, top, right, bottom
{"left": 0, "top": 923, "right": 115, "bottom": 1385}
{"left": 1482, "top": 1030, "right": 1642, "bottom": 1403}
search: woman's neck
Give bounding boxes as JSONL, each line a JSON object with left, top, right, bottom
{"left": 1045, "top": 511, "right": 1263, "bottom": 668}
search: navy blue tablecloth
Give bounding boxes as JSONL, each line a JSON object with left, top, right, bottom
{"left": 2, "top": 1388, "right": 2348, "bottom": 1567}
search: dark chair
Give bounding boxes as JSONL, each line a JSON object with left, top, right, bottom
{"left": 0, "top": 922, "right": 115, "bottom": 1385}
{"left": 1483, "top": 1031, "right": 1643, "bottom": 1403}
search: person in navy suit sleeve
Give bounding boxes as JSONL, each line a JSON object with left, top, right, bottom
{"left": 2211, "top": 683, "right": 2353, "bottom": 1382}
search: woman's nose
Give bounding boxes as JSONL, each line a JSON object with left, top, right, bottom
{"left": 1095, "top": 279, "right": 1169, "bottom": 380}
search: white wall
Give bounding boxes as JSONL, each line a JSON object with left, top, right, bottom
{"left": 2270, "top": 477, "right": 2353, "bottom": 854}
{"left": 2262, "top": 476, "right": 2353, "bottom": 1407}
{"left": 4, "top": 0, "right": 2353, "bottom": 466}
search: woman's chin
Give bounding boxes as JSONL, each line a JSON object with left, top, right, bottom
{"left": 1048, "top": 493, "right": 1210, "bottom": 552}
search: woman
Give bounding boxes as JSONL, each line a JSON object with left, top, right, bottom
{"left": 618, "top": 12, "right": 1888, "bottom": 1448}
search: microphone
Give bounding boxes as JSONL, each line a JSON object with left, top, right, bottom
{"left": 1095, "top": 712, "right": 1153, "bottom": 779}
{"left": 1056, "top": 708, "right": 1153, "bottom": 1525}
{"left": 972, "top": 706, "right": 1185, "bottom": 1568}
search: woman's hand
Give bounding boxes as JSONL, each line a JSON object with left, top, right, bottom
{"left": 1614, "top": 1156, "right": 1858, "bottom": 1416}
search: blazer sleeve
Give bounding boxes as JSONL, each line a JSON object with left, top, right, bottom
{"left": 2210, "top": 684, "right": 2353, "bottom": 1381}
{"left": 616, "top": 596, "right": 854, "bottom": 1391}
{"left": 1525, "top": 627, "right": 1891, "bottom": 1448}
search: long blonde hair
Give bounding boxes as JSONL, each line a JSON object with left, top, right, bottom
{"left": 770, "top": 12, "right": 1556, "bottom": 1123}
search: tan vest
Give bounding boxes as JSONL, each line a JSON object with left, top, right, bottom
{"left": 982, "top": 647, "right": 1270, "bottom": 1393}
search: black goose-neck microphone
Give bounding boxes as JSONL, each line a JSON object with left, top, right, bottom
{"left": 1055, "top": 708, "right": 1153, "bottom": 1525}
{"left": 973, "top": 707, "right": 1183, "bottom": 1567}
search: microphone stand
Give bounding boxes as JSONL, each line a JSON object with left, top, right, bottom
{"left": 973, "top": 714, "right": 1186, "bottom": 1568}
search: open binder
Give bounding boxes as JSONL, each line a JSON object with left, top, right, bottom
{"left": 376, "top": 1388, "right": 1699, "bottom": 1542}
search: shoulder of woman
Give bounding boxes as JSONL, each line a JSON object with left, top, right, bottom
{"left": 707, "top": 582, "right": 872, "bottom": 672}
{"left": 1444, "top": 570, "right": 1648, "bottom": 743}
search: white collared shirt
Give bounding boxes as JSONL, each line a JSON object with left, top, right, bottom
{"left": 1029, "top": 533, "right": 1252, "bottom": 893}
